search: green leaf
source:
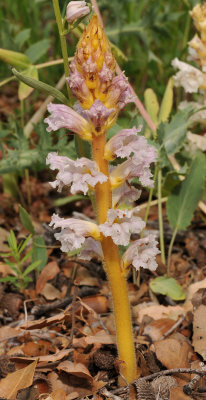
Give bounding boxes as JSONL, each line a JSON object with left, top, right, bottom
{"left": 19, "top": 205, "right": 35, "bottom": 235}
{"left": 53, "top": 194, "right": 86, "bottom": 207}
{"left": 167, "top": 153, "right": 206, "bottom": 230}
{"left": 23, "top": 260, "right": 41, "bottom": 277}
{"left": 12, "top": 68, "right": 69, "bottom": 105}
{"left": 18, "top": 235, "right": 32, "bottom": 254}
{"left": 160, "top": 108, "right": 192, "bottom": 155}
{"left": 25, "top": 39, "right": 50, "bottom": 63}
{"left": 32, "top": 235, "right": 48, "bottom": 272}
{"left": 158, "top": 78, "right": 174, "bottom": 123}
{"left": 144, "top": 88, "right": 159, "bottom": 125}
{"left": 150, "top": 276, "right": 186, "bottom": 300}
{"left": 14, "top": 29, "right": 31, "bottom": 49}
{"left": 18, "top": 66, "right": 39, "bottom": 100}
{"left": 8, "top": 230, "right": 18, "bottom": 252}
{"left": 0, "top": 48, "right": 31, "bottom": 69}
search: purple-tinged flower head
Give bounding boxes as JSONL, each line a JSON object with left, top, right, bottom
{"left": 46, "top": 152, "right": 107, "bottom": 194}
{"left": 79, "top": 237, "right": 103, "bottom": 260}
{"left": 50, "top": 214, "right": 101, "bottom": 252}
{"left": 84, "top": 100, "right": 115, "bottom": 134}
{"left": 122, "top": 235, "right": 160, "bottom": 271}
{"left": 99, "top": 207, "right": 145, "bottom": 246}
{"left": 66, "top": 1, "right": 90, "bottom": 24}
{"left": 104, "top": 127, "right": 142, "bottom": 160}
{"left": 82, "top": 56, "right": 98, "bottom": 89}
{"left": 44, "top": 103, "right": 92, "bottom": 141}
{"left": 66, "top": 68, "right": 93, "bottom": 109}
{"left": 112, "top": 182, "right": 141, "bottom": 208}
{"left": 105, "top": 73, "right": 136, "bottom": 111}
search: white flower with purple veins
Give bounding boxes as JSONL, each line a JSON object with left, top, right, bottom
{"left": 50, "top": 214, "right": 101, "bottom": 252}
{"left": 110, "top": 138, "right": 157, "bottom": 189}
{"left": 122, "top": 235, "right": 160, "bottom": 271}
{"left": 112, "top": 182, "right": 141, "bottom": 208}
{"left": 79, "top": 237, "right": 103, "bottom": 260}
{"left": 104, "top": 127, "right": 142, "bottom": 160}
{"left": 66, "top": 1, "right": 90, "bottom": 24}
{"left": 44, "top": 103, "right": 92, "bottom": 141}
{"left": 172, "top": 58, "right": 206, "bottom": 93}
{"left": 84, "top": 100, "right": 115, "bottom": 131}
{"left": 99, "top": 208, "right": 145, "bottom": 246}
{"left": 46, "top": 152, "right": 107, "bottom": 194}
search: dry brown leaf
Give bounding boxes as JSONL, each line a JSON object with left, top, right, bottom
{"left": 0, "top": 262, "right": 15, "bottom": 277}
{"left": 193, "top": 304, "right": 206, "bottom": 360}
{"left": 0, "top": 227, "right": 10, "bottom": 252}
{"left": 36, "top": 261, "right": 60, "bottom": 294}
{"left": 57, "top": 360, "right": 93, "bottom": 383}
{"left": 0, "top": 360, "right": 37, "bottom": 400}
{"left": 10, "top": 348, "right": 72, "bottom": 363}
{"left": 21, "top": 311, "right": 66, "bottom": 330}
{"left": 133, "top": 304, "right": 185, "bottom": 323}
{"left": 73, "top": 331, "right": 115, "bottom": 348}
{"left": 154, "top": 335, "right": 191, "bottom": 369}
{"left": 82, "top": 295, "right": 108, "bottom": 314}
{"left": 41, "top": 283, "right": 61, "bottom": 300}
{"left": 184, "top": 278, "right": 206, "bottom": 311}
{"left": 143, "top": 318, "right": 177, "bottom": 341}
{"left": 0, "top": 326, "right": 22, "bottom": 341}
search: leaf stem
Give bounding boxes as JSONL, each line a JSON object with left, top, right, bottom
{"left": 157, "top": 167, "right": 166, "bottom": 265}
{"left": 167, "top": 226, "right": 178, "bottom": 275}
{"left": 52, "top": 0, "right": 71, "bottom": 99}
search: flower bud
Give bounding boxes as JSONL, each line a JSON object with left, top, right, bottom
{"left": 66, "top": 1, "right": 90, "bottom": 24}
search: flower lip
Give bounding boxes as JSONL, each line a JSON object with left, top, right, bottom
{"left": 44, "top": 102, "right": 92, "bottom": 141}
{"left": 84, "top": 100, "right": 115, "bottom": 133}
{"left": 122, "top": 234, "right": 160, "bottom": 271}
{"left": 104, "top": 126, "right": 142, "bottom": 160}
{"left": 99, "top": 207, "right": 145, "bottom": 246}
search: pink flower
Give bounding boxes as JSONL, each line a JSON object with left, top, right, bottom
{"left": 122, "top": 235, "right": 160, "bottom": 271}
{"left": 106, "top": 72, "right": 135, "bottom": 110}
{"left": 66, "top": 1, "right": 90, "bottom": 24}
{"left": 112, "top": 182, "right": 141, "bottom": 208}
{"left": 109, "top": 138, "right": 157, "bottom": 188}
{"left": 79, "top": 237, "right": 103, "bottom": 260}
{"left": 104, "top": 127, "right": 142, "bottom": 160}
{"left": 46, "top": 152, "right": 107, "bottom": 194}
{"left": 50, "top": 214, "right": 101, "bottom": 252}
{"left": 44, "top": 103, "right": 92, "bottom": 141}
{"left": 84, "top": 100, "right": 115, "bottom": 133}
{"left": 99, "top": 208, "right": 145, "bottom": 246}
{"left": 66, "top": 68, "right": 93, "bottom": 107}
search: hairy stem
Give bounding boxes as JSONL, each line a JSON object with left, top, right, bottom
{"left": 92, "top": 133, "right": 137, "bottom": 383}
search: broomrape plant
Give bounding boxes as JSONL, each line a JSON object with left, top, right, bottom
{"left": 15, "top": 1, "right": 160, "bottom": 383}
{"left": 45, "top": 8, "right": 159, "bottom": 383}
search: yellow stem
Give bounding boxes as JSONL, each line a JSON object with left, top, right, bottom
{"left": 92, "top": 133, "right": 137, "bottom": 383}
